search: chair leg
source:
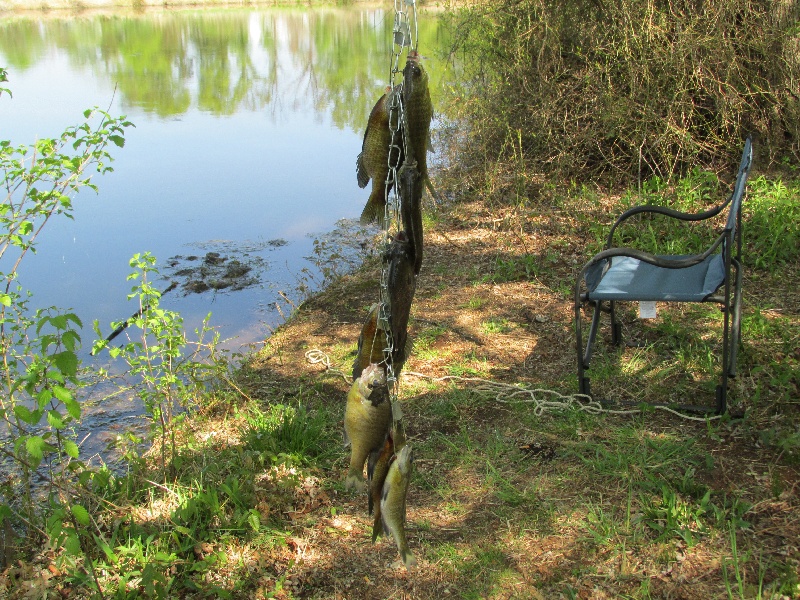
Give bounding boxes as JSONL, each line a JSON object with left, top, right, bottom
{"left": 584, "top": 301, "right": 603, "bottom": 367}
{"left": 610, "top": 300, "right": 622, "bottom": 346}
{"left": 576, "top": 297, "right": 601, "bottom": 398}
{"left": 728, "top": 259, "right": 743, "bottom": 378}
{"left": 715, "top": 384, "right": 727, "bottom": 415}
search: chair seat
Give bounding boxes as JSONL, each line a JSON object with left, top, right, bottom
{"left": 585, "top": 253, "right": 725, "bottom": 302}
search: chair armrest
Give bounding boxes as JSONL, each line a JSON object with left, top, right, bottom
{"left": 606, "top": 201, "right": 729, "bottom": 249}
{"left": 587, "top": 240, "right": 722, "bottom": 271}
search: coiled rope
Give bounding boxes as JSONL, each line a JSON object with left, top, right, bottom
{"left": 305, "top": 348, "right": 721, "bottom": 422}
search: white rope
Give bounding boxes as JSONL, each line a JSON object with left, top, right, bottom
{"left": 304, "top": 349, "right": 351, "bottom": 384}
{"left": 305, "top": 349, "right": 721, "bottom": 422}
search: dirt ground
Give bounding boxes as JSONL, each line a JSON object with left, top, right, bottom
{"left": 230, "top": 191, "right": 800, "bottom": 599}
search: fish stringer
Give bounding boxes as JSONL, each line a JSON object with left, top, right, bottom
{"left": 378, "top": 0, "right": 419, "bottom": 451}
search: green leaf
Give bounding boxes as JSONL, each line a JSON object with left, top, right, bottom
{"left": 64, "top": 397, "right": 81, "bottom": 420}
{"left": 109, "top": 135, "right": 125, "bottom": 148}
{"left": 26, "top": 436, "right": 46, "bottom": 460}
{"left": 71, "top": 504, "right": 90, "bottom": 526}
{"left": 47, "top": 410, "right": 66, "bottom": 429}
{"left": 63, "top": 440, "right": 80, "bottom": 459}
{"left": 0, "top": 293, "right": 11, "bottom": 307}
{"left": 64, "top": 532, "right": 81, "bottom": 555}
{"left": 14, "top": 405, "right": 40, "bottom": 425}
{"left": 53, "top": 351, "right": 78, "bottom": 377}
{"left": 52, "top": 385, "right": 73, "bottom": 403}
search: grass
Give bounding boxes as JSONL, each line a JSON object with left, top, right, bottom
{"left": 3, "top": 125, "right": 799, "bottom": 600}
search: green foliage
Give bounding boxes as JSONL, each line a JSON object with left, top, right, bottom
{"left": 0, "top": 78, "right": 133, "bottom": 592}
{"left": 92, "top": 252, "right": 226, "bottom": 473}
{"left": 743, "top": 175, "right": 800, "bottom": 270}
{"left": 243, "top": 401, "right": 337, "bottom": 464}
{"left": 443, "top": 0, "right": 799, "bottom": 188}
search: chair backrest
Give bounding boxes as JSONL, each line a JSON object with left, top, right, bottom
{"left": 724, "top": 136, "right": 754, "bottom": 234}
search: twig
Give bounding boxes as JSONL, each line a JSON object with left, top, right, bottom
{"left": 92, "top": 282, "right": 178, "bottom": 354}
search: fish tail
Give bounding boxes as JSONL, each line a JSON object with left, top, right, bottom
{"left": 371, "top": 516, "right": 382, "bottom": 542}
{"left": 401, "top": 549, "right": 417, "bottom": 569}
{"left": 360, "top": 190, "right": 386, "bottom": 225}
{"left": 345, "top": 473, "right": 366, "bottom": 492}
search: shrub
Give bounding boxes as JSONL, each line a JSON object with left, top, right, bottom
{"left": 442, "top": 0, "right": 799, "bottom": 187}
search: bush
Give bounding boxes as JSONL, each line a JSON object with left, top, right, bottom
{"left": 443, "top": 0, "right": 799, "bottom": 187}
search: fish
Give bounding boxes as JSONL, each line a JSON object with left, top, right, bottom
{"left": 368, "top": 422, "right": 408, "bottom": 542}
{"left": 368, "top": 434, "right": 394, "bottom": 542}
{"left": 399, "top": 158, "right": 424, "bottom": 274}
{"left": 343, "top": 363, "right": 392, "bottom": 492}
{"left": 357, "top": 86, "right": 403, "bottom": 225}
{"left": 380, "top": 443, "right": 416, "bottom": 569}
{"left": 401, "top": 51, "right": 435, "bottom": 203}
{"left": 384, "top": 232, "right": 416, "bottom": 375}
{"left": 352, "top": 303, "right": 389, "bottom": 381}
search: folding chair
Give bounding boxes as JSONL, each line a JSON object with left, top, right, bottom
{"left": 574, "top": 137, "right": 754, "bottom": 414}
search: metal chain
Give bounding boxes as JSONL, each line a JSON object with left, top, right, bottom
{"left": 380, "top": 0, "right": 418, "bottom": 429}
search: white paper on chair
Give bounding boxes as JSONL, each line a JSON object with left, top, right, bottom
{"left": 639, "top": 301, "right": 657, "bottom": 319}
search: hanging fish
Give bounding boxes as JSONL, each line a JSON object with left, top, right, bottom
{"left": 399, "top": 158, "right": 424, "bottom": 274}
{"left": 369, "top": 421, "right": 407, "bottom": 543}
{"left": 368, "top": 434, "right": 394, "bottom": 542}
{"left": 356, "top": 86, "right": 403, "bottom": 225}
{"left": 380, "top": 443, "right": 417, "bottom": 569}
{"left": 344, "top": 364, "right": 392, "bottom": 492}
{"left": 384, "top": 232, "right": 416, "bottom": 376}
{"left": 353, "top": 304, "right": 388, "bottom": 381}
{"left": 401, "top": 51, "right": 435, "bottom": 202}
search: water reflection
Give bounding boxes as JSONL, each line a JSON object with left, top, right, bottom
{"left": 0, "top": 8, "right": 449, "bottom": 125}
{"left": 0, "top": 7, "right": 451, "bottom": 459}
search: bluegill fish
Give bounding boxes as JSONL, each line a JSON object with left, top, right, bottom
{"left": 368, "top": 434, "right": 394, "bottom": 542}
{"left": 369, "top": 421, "right": 409, "bottom": 543}
{"left": 344, "top": 364, "right": 392, "bottom": 492}
{"left": 357, "top": 86, "right": 403, "bottom": 225}
{"left": 380, "top": 443, "right": 416, "bottom": 569}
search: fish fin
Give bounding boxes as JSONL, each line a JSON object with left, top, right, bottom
{"left": 352, "top": 360, "right": 363, "bottom": 381}
{"left": 356, "top": 152, "right": 370, "bottom": 188}
{"left": 367, "top": 443, "right": 382, "bottom": 481}
{"left": 360, "top": 190, "right": 386, "bottom": 225}
{"left": 352, "top": 337, "right": 364, "bottom": 380}
{"left": 381, "top": 479, "right": 391, "bottom": 503}
{"left": 372, "top": 518, "right": 382, "bottom": 542}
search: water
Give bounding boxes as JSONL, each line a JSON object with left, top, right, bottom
{"left": 0, "top": 6, "right": 450, "bottom": 458}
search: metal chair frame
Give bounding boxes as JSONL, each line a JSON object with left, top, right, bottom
{"left": 574, "top": 137, "right": 754, "bottom": 414}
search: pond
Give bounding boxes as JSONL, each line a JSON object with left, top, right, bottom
{"left": 0, "top": 5, "right": 452, "bottom": 455}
